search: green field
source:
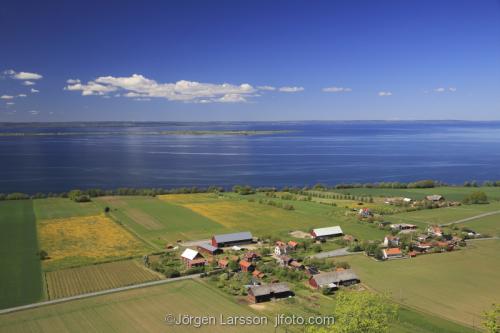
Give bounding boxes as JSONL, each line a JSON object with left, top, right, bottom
{"left": 95, "top": 196, "right": 228, "bottom": 248}
{"left": 0, "top": 279, "right": 276, "bottom": 333}
{"left": 0, "top": 200, "right": 43, "bottom": 309}
{"left": 387, "top": 201, "right": 500, "bottom": 229}
{"left": 335, "top": 186, "right": 500, "bottom": 201}
{"left": 33, "top": 198, "right": 102, "bottom": 219}
{"left": 160, "top": 193, "right": 387, "bottom": 241}
{"left": 343, "top": 239, "right": 500, "bottom": 327}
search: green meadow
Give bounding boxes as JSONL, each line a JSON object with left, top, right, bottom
{"left": 342, "top": 239, "right": 500, "bottom": 328}
{"left": 0, "top": 200, "right": 43, "bottom": 309}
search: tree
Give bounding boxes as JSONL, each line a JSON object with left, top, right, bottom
{"left": 306, "top": 291, "right": 398, "bottom": 333}
{"left": 228, "top": 260, "right": 239, "bottom": 271}
{"left": 38, "top": 250, "right": 49, "bottom": 260}
{"left": 482, "top": 303, "right": 499, "bottom": 333}
{"left": 463, "top": 191, "right": 488, "bottom": 204}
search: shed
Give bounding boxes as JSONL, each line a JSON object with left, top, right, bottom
{"left": 309, "top": 269, "right": 360, "bottom": 289}
{"left": 197, "top": 243, "right": 223, "bottom": 255}
{"left": 180, "top": 248, "right": 207, "bottom": 268}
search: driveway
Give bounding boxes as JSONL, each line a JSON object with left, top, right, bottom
{"left": 310, "top": 247, "right": 362, "bottom": 259}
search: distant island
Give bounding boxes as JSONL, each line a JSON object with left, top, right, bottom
{"left": 0, "top": 130, "right": 293, "bottom": 137}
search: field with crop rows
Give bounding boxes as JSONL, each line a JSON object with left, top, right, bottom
{"left": 45, "top": 260, "right": 161, "bottom": 299}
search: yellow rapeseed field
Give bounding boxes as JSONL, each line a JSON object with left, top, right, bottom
{"left": 38, "top": 214, "right": 148, "bottom": 270}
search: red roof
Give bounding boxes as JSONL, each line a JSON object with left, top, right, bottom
{"left": 218, "top": 259, "right": 228, "bottom": 266}
{"left": 239, "top": 260, "right": 252, "bottom": 268}
{"left": 385, "top": 248, "right": 402, "bottom": 255}
{"left": 276, "top": 241, "right": 286, "bottom": 247}
{"left": 288, "top": 241, "right": 298, "bottom": 247}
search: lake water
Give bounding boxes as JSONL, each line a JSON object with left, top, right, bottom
{"left": 1, "top": 121, "right": 500, "bottom": 193}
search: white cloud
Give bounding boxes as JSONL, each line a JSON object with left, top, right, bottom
{"left": 65, "top": 74, "right": 257, "bottom": 103}
{"left": 434, "top": 87, "right": 457, "bottom": 93}
{"left": 4, "top": 69, "right": 43, "bottom": 80}
{"left": 1, "top": 95, "right": 14, "bottom": 100}
{"left": 6, "top": 102, "right": 14, "bottom": 105}
{"left": 22, "top": 81, "right": 36, "bottom": 86}
{"left": 322, "top": 86, "right": 352, "bottom": 93}
{"left": 29, "top": 110, "right": 39, "bottom": 115}
{"left": 378, "top": 91, "right": 393, "bottom": 97}
{"left": 17, "top": 94, "right": 27, "bottom": 98}
{"left": 66, "top": 79, "right": 81, "bottom": 84}
{"left": 279, "top": 86, "right": 304, "bottom": 93}
{"left": 257, "top": 85, "right": 276, "bottom": 91}
{"left": 30, "top": 88, "right": 39, "bottom": 93}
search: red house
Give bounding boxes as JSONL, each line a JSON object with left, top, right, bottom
{"left": 239, "top": 260, "right": 255, "bottom": 272}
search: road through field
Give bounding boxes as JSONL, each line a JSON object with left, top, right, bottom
{"left": 0, "top": 272, "right": 210, "bottom": 315}
{"left": 439, "top": 210, "right": 500, "bottom": 226}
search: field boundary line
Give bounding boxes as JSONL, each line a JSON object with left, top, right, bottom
{"left": 439, "top": 210, "right": 500, "bottom": 226}
{"left": 107, "top": 211, "right": 161, "bottom": 250}
{"left": 0, "top": 272, "right": 203, "bottom": 315}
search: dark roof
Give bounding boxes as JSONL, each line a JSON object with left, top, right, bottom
{"left": 197, "top": 243, "right": 218, "bottom": 252}
{"left": 311, "top": 269, "right": 359, "bottom": 287}
{"left": 213, "top": 231, "right": 253, "bottom": 243}
{"left": 249, "top": 283, "right": 291, "bottom": 297}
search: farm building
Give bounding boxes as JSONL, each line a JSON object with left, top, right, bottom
{"left": 309, "top": 269, "right": 360, "bottom": 290}
{"left": 239, "top": 260, "right": 255, "bottom": 272}
{"left": 247, "top": 283, "right": 293, "bottom": 303}
{"left": 382, "top": 248, "right": 403, "bottom": 259}
{"left": 180, "top": 248, "right": 207, "bottom": 268}
{"left": 305, "top": 266, "right": 320, "bottom": 277}
{"left": 197, "top": 243, "right": 222, "bottom": 256}
{"left": 390, "top": 223, "right": 417, "bottom": 232}
{"left": 288, "top": 240, "right": 299, "bottom": 250}
{"left": 252, "top": 270, "right": 266, "bottom": 279}
{"left": 289, "top": 260, "right": 304, "bottom": 270}
{"left": 311, "top": 226, "right": 343, "bottom": 240}
{"left": 218, "top": 258, "right": 229, "bottom": 269}
{"left": 243, "top": 252, "right": 260, "bottom": 262}
{"left": 427, "top": 225, "right": 443, "bottom": 237}
{"left": 383, "top": 235, "right": 400, "bottom": 247}
{"left": 426, "top": 194, "right": 445, "bottom": 202}
{"left": 358, "top": 208, "right": 373, "bottom": 218}
{"left": 211, "top": 231, "right": 253, "bottom": 248}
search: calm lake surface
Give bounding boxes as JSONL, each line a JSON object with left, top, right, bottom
{"left": 1, "top": 121, "right": 500, "bottom": 193}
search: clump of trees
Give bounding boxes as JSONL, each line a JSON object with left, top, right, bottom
{"left": 482, "top": 303, "right": 499, "bottom": 333}
{"left": 232, "top": 185, "right": 255, "bottom": 195}
{"left": 306, "top": 291, "right": 398, "bottom": 333}
{"left": 463, "top": 191, "right": 489, "bottom": 204}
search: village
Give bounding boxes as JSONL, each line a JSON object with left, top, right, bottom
{"left": 143, "top": 193, "right": 484, "bottom": 306}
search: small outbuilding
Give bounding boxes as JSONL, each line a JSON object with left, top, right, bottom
{"left": 240, "top": 260, "right": 255, "bottom": 272}
{"left": 382, "top": 248, "right": 403, "bottom": 260}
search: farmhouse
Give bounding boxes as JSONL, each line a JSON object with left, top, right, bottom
{"left": 426, "top": 194, "right": 445, "bottom": 202}
{"left": 309, "top": 269, "right": 360, "bottom": 290}
{"left": 383, "top": 235, "right": 400, "bottom": 247}
{"left": 427, "top": 225, "right": 443, "bottom": 237}
{"left": 311, "top": 226, "right": 343, "bottom": 240}
{"left": 382, "top": 248, "right": 403, "bottom": 260}
{"left": 243, "top": 252, "right": 260, "bottom": 262}
{"left": 247, "top": 283, "right": 293, "bottom": 303}
{"left": 239, "top": 260, "right": 255, "bottom": 272}
{"left": 180, "top": 248, "right": 207, "bottom": 268}
{"left": 211, "top": 231, "right": 253, "bottom": 248}
{"left": 197, "top": 243, "right": 222, "bottom": 256}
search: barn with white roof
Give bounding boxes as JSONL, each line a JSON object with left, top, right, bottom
{"left": 310, "top": 226, "right": 343, "bottom": 240}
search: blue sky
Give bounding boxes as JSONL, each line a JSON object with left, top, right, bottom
{"left": 1, "top": 0, "right": 499, "bottom": 121}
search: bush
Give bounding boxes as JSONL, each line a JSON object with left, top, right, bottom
{"left": 164, "top": 268, "right": 181, "bottom": 278}
{"left": 463, "top": 191, "right": 488, "bottom": 204}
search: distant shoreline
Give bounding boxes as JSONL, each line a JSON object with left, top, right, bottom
{"left": 0, "top": 130, "right": 294, "bottom": 137}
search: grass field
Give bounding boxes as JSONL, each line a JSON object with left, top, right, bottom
{"left": 335, "top": 186, "right": 500, "bottom": 201}
{"left": 0, "top": 279, "right": 276, "bottom": 333}
{"left": 38, "top": 214, "right": 150, "bottom": 271}
{"left": 45, "top": 260, "right": 161, "bottom": 299}
{"left": 460, "top": 214, "right": 500, "bottom": 236}
{"left": 96, "top": 196, "right": 228, "bottom": 248}
{"left": 33, "top": 198, "right": 102, "bottom": 219}
{"left": 387, "top": 201, "right": 500, "bottom": 229}
{"left": 343, "top": 239, "right": 500, "bottom": 327}
{"left": 0, "top": 200, "right": 43, "bottom": 309}
{"left": 160, "top": 193, "right": 387, "bottom": 241}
